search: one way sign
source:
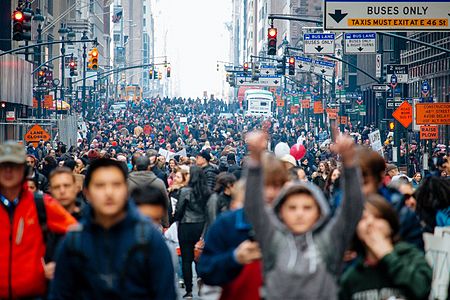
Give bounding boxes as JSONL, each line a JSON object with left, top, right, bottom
{"left": 304, "top": 33, "right": 335, "bottom": 55}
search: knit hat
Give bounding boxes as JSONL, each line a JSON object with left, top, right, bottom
{"left": 197, "top": 150, "right": 211, "bottom": 162}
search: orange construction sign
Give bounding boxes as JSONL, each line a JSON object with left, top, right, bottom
{"left": 276, "top": 99, "right": 285, "bottom": 107}
{"left": 43, "top": 95, "right": 53, "bottom": 109}
{"left": 301, "top": 99, "right": 310, "bottom": 109}
{"left": 415, "top": 103, "right": 450, "bottom": 125}
{"left": 326, "top": 108, "right": 338, "bottom": 120}
{"left": 290, "top": 106, "right": 299, "bottom": 114}
{"left": 392, "top": 101, "right": 413, "bottom": 128}
{"left": 24, "top": 124, "right": 51, "bottom": 147}
{"left": 313, "top": 101, "right": 324, "bottom": 114}
{"left": 420, "top": 126, "right": 439, "bottom": 140}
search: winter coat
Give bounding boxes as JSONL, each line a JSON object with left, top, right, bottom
{"left": 0, "top": 185, "right": 77, "bottom": 299}
{"left": 244, "top": 164, "right": 364, "bottom": 300}
{"left": 198, "top": 209, "right": 262, "bottom": 300}
{"left": 48, "top": 201, "right": 176, "bottom": 300}
{"left": 339, "top": 242, "right": 432, "bottom": 300}
{"left": 127, "top": 170, "right": 170, "bottom": 226}
{"left": 203, "top": 164, "right": 219, "bottom": 192}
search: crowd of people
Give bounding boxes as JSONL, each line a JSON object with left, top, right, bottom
{"left": 1, "top": 96, "right": 449, "bottom": 299}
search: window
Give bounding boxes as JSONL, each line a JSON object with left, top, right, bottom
{"left": 47, "top": 0, "right": 53, "bottom": 15}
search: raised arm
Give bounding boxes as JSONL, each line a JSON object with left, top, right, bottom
{"left": 321, "top": 129, "right": 364, "bottom": 274}
{"left": 243, "top": 131, "right": 276, "bottom": 252}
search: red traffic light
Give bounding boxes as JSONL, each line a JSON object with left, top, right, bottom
{"left": 289, "top": 57, "right": 295, "bottom": 65}
{"left": 268, "top": 27, "right": 277, "bottom": 38}
{"left": 243, "top": 62, "right": 249, "bottom": 70}
{"left": 91, "top": 48, "right": 98, "bottom": 58}
{"left": 69, "top": 60, "right": 76, "bottom": 68}
{"left": 38, "top": 70, "right": 45, "bottom": 77}
{"left": 13, "top": 10, "right": 24, "bottom": 21}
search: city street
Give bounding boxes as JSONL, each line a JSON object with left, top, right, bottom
{"left": 0, "top": 0, "right": 449, "bottom": 299}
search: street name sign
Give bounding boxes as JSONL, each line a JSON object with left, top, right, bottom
{"left": 304, "top": 34, "right": 335, "bottom": 55}
{"left": 295, "top": 56, "right": 313, "bottom": 72}
{"left": 344, "top": 33, "right": 377, "bottom": 53}
{"left": 325, "top": 0, "right": 450, "bottom": 31}
{"left": 386, "top": 65, "right": 409, "bottom": 84}
{"left": 372, "top": 84, "right": 390, "bottom": 92}
{"left": 415, "top": 103, "right": 450, "bottom": 125}
{"left": 312, "top": 60, "right": 335, "bottom": 77}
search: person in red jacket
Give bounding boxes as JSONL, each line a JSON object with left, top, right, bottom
{"left": 0, "top": 141, "right": 77, "bottom": 299}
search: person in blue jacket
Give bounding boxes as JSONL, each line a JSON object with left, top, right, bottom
{"left": 49, "top": 158, "right": 176, "bottom": 300}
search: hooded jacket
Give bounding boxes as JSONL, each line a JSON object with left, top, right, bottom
{"left": 48, "top": 201, "right": 176, "bottom": 300}
{"left": 127, "top": 170, "right": 170, "bottom": 225}
{"left": 244, "top": 163, "right": 364, "bottom": 300}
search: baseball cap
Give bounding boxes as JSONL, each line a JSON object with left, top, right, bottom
{"left": 0, "top": 141, "right": 26, "bottom": 164}
{"left": 280, "top": 154, "right": 297, "bottom": 167}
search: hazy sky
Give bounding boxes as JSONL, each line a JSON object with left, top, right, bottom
{"left": 164, "top": 0, "right": 231, "bottom": 98}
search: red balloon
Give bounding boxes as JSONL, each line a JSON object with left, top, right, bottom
{"left": 290, "top": 144, "right": 306, "bottom": 160}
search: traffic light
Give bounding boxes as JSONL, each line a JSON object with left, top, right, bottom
{"left": 0, "top": 102, "right": 6, "bottom": 109}
{"left": 288, "top": 57, "right": 295, "bottom": 75}
{"left": 389, "top": 120, "right": 395, "bottom": 131}
{"left": 158, "top": 71, "right": 162, "bottom": 80}
{"left": 12, "top": 9, "right": 24, "bottom": 41}
{"left": 69, "top": 59, "right": 77, "bottom": 77}
{"left": 276, "top": 56, "right": 286, "bottom": 75}
{"left": 22, "top": 7, "right": 32, "bottom": 41}
{"left": 252, "top": 62, "right": 260, "bottom": 81}
{"left": 149, "top": 69, "right": 153, "bottom": 79}
{"left": 227, "top": 73, "right": 236, "bottom": 87}
{"left": 153, "top": 69, "right": 158, "bottom": 80}
{"left": 38, "top": 68, "right": 46, "bottom": 85}
{"left": 243, "top": 62, "right": 249, "bottom": 76}
{"left": 167, "top": 67, "right": 171, "bottom": 78}
{"left": 88, "top": 47, "right": 99, "bottom": 71}
{"left": 267, "top": 27, "right": 277, "bottom": 55}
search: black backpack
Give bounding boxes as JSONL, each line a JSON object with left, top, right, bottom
{"left": 34, "top": 192, "right": 64, "bottom": 262}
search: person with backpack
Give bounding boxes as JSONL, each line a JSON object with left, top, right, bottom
{"left": 0, "top": 141, "right": 77, "bottom": 299}
{"left": 49, "top": 158, "right": 176, "bottom": 300}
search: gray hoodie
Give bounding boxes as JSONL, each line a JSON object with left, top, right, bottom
{"left": 244, "top": 164, "right": 364, "bottom": 300}
{"left": 127, "top": 170, "right": 170, "bottom": 226}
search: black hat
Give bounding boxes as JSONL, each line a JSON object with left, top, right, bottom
{"left": 197, "top": 150, "right": 211, "bottom": 162}
{"left": 226, "top": 152, "right": 236, "bottom": 162}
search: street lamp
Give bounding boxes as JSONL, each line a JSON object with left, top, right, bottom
{"left": 81, "top": 31, "right": 90, "bottom": 118}
{"left": 33, "top": 9, "right": 44, "bottom": 119}
{"left": 58, "top": 24, "right": 69, "bottom": 118}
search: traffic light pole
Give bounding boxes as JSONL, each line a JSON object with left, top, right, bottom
{"left": 36, "top": 23, "right": 43, "bottom": 119}
{"left": 82, "top": 38, "right": 88, "bottom": 118}
{"left": 0, "top": 39, "right": 97, "bottom": 58}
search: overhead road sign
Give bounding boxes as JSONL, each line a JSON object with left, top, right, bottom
{"left": 386, "top": 64, "right": 409, "bottom": 84}
{"left": 236, "top": 76, "right": 282, "bottom": 87}
{"left": 304, "top": 33, "right": 335, "bottom": 55}
{"left": 295, "top": 56, "right": 313, "bottom": 72}
{"left": 260, "top": 65, "right": 276, "bottom": 76}
{"left": 312, "top": 60, "right": 335, "bottom": 77}
{"left": 415, "top": 103, "right": 450, "bottom": 125}
{"left": 325, "top": 0, "right": 450, "bottom": 31}
{"left": 344, "top": 33, "right": 376, "bottom": 53}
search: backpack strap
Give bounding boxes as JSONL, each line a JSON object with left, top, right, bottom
{"left": 34, "top": 191, "right": 48, "bottom": 243}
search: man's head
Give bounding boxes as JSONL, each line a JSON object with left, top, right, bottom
{"left": 135, "top": 156, "right": 150, "bottom": 171}
{"left": 0, "top": 142, "right": 27, "bottom": 190}
{"left": 49, "top": 167, "right": 78, "bottom": 211}
{"left": 84, "top": 158, "right": 129, "bottom": 221}
{"left": 196, "top": 150, "right": 211, "bottom": 167}
{"left": 385, "top": 164, "right": 399, "bottom": 178}
{"left": 26, "top": 155, "right": 37, "bottom": 169}
{"left": 131, "top": 185, "right": 167, "bottom": 224}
